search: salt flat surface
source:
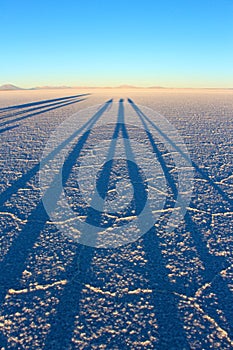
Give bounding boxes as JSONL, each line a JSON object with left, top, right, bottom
{"left": 0, "top": 89, "right": 232, "bottom": 349}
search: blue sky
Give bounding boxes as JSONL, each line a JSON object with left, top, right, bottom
{"left": 0, "top": 0, "right": 233, "bottom": 88}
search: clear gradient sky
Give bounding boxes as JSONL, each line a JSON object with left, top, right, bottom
{"left": 0, "top": 0, "right": 233, "bottom": 88}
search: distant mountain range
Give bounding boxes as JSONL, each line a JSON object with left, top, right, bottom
{"left": 0, "top": 84, "right": 24, "bottom": 91}
{"left": 0, "top": 83, "right": 232, "bottom": 91}
{"left": 0, "top": 83, "right": 165, "bottom": 91}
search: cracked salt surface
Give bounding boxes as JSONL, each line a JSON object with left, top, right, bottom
{"left": 0, "top": 89, "right": 232, "bottom": 349}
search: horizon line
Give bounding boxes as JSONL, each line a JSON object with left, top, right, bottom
{"left": 1, "top": 83, "right": 233, "bottom": 91}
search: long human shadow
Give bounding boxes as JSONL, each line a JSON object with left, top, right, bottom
{"left": 0, "top": 101, "right": 112, "bottom": 209}
{"left": 0, "top": 94, "right": 90, "bottom": 113}
{"left": 128, "top": 98, "right": 233, "bottom": 338}
{"left": 128, "top": 100, "right": 233, "bottom": 211}
{"left": 0, "top": 125, "right": 19, "bottom": 134}
{"left": 44, "top": 99, "right": 138, "bottom": 348}
{"left": 0, "top": 100, "right": 112, "bottom": 312}
{"left": 128, "top": 99, "right": 225, "bottom": 284}
{"left": 120, "top": 102, "right": 190, "bottom": 349}
{"left": 0, "top": 95, "right": 88, "bottom": 122}
{"left": 43, "top": 101, "right": 128, "bottom": 349}
{"left": 0, "top": 96, "right": 87, "bottom": 128}
{"left": 44, "top": 100, "right": 189, "bottom": 349}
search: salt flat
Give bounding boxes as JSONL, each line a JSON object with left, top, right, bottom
{"left": 0, "top": 89, "right": 232, "bottom": 349}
